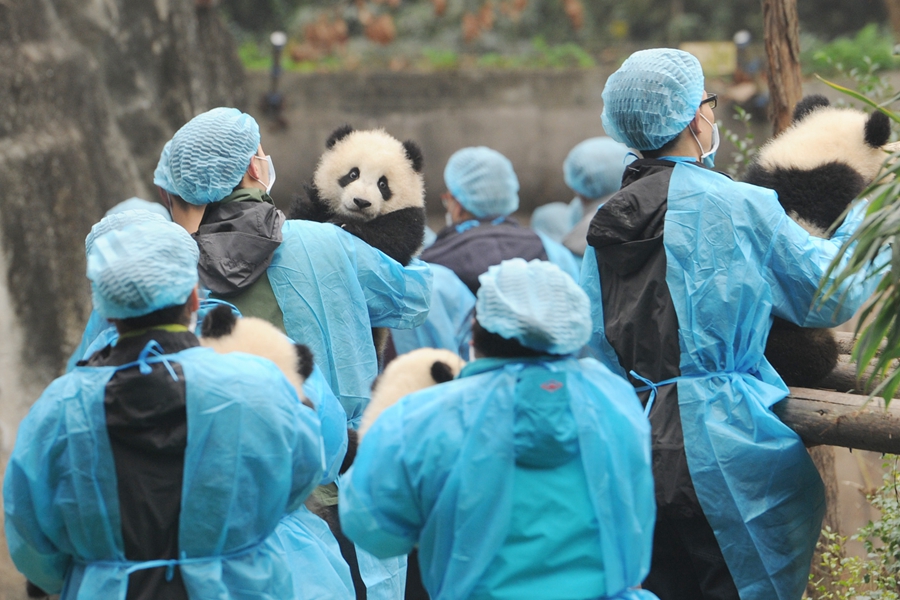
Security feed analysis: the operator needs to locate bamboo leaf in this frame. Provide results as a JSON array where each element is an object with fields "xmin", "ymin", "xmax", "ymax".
[{"xmin": 817, "ymin": 76, "xmax": 900, "ymax": 124}]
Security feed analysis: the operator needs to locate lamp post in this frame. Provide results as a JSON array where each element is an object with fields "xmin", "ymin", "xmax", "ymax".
[{"xmin": 263, "ymin": 31, "xmax": 288, "ymax": 128}]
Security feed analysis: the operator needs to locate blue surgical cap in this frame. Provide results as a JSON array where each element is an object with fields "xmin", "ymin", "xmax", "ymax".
[
  {"xmin": 476, "ymin": 258, "xmax": 591, "ymax": 355},
  {"xmin": 85, "ymin": 208, "xmax": 170, "ymax": 255},
  {"xmin": 444, "ymin": 147, "xmax": 519, "ymax": 218},
  {"xmin": 601, "ymin": 48, "xmax": 704, "ymax": 151},
  {"xmin": 168, "ymin": 107, "xmax": 261, "ymax": 205},
  {"xmin": 564, "ymin": 137, "xmax": 630, "ymax": 199},
  {"xmin": 105, "ymin": 197, "xmax": 171, "ymax": 220},
  {"xmin": 87, "ymin": 220, "xmax": 200, "ymax": 319},
  {"xmin": 153, "ymin": 140, "xmax": 176, "ymax": 194}
]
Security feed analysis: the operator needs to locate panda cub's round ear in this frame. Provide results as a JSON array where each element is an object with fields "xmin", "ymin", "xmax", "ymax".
[
  {"xmin": 326, "ymin": 125, "xmax": 355, "ymax": 150},
  {"xmin": 430, "ymin": 360, "xmax": 455, "ymax": 383},
  {"xmin": 865, "ymin": 110, "xmax": 891, "ymax": 148},
  {"xmin": 792, "ymin": 94, "xmax": 830, "ymax": 123},
  {"xmin": 403, "ymin": 140, "xmax": 425, "ymax": 173},
  {"xmin": 200, "ymin": 304, "xmax": 237, "ymax": 338}
]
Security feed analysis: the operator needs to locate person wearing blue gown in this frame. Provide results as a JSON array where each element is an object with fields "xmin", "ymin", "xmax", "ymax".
[
  {"xmin": 531, "ymin": 136, "xmax": 629, "ymax": 259},
  {"xmin": 582, "ymin": 48, "xmax": 890, "ymax": 600},
  {"xmin": 390, "ymin": 262, "xmax": 475, "ymax": 359},
  {"xmin": 421, "ymin": 147, "xmax": 580, "ymax": 294},
  {"xmin": 68, "ymin": 212, "xmax": 356, "ymax": 600},
  {"xmin": 4, "ymin": 219, "xmax": 324, "ymax": 599},
  {"xmin": 158, "ymin": 108, "xmax": 430, "ymax": 599},
  {"xmin": 340, "ymin": 258, "xmax": 658, "ymax": 600}
]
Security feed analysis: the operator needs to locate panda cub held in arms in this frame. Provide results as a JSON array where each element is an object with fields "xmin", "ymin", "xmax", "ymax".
[
  {"xmin": 199, "ymin": 304, "xmax": 315, "ymax": 407},
  {"xmin": 358, "ymin": 348, "xmax": 465, "ymax": 600},
  {"xmin": 360, "ymin": 347, "xmax": 466, "ymax": 438},
  {"xmin": 743, "ymin": 94, "xmax": 893, "ymax": 387},
  {"xmin": 290, "ymin": 124, "xmax": 426, "ymax": 266}
]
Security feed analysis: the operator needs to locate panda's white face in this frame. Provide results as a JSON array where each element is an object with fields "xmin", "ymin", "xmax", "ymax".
[{"xmin": 314, "ymin": 129, "xmax": 425, "ymax": 222}]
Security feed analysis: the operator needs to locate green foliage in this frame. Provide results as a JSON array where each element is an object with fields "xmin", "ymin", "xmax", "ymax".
[
  {"xmin": 237, "ymin": 41, "xmax": 273, "ymax": 71},
  {"xmin": 803, "ymin": 24, "xmax": 898, "ymax": 77},
  {"xmin": 528, "ymin": 36, "xmax": 594, "ymax": 68},
  {"xmin": 808, "ymin": 461, "xmax": 900, "ymax": 599},
  {"xmin": 473, "ymin": 37, "xmax": 594, "ymax": 69},
  {"xmin": 817, "ymin": 77, "xmax": 900, "ymax": 403},
  {"xmin": 421, "ymin": 49, "xmax": 460, "ymax": 70},
  {"xmin": 721, "ymin": 105, "xmax": 756, "ymax": 180}
]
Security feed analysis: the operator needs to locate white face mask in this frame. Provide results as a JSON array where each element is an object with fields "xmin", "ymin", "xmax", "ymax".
[
  {"xmin": 251, "ymin": 155, "xmax": 277, "ymax": 193},
  {"xmin": 690, "ymin": 113, "xmax": 720, "ymax": 168},
  {"xmin": 188, "ymin": 311, "xmax": 198, "ymax": 335}
]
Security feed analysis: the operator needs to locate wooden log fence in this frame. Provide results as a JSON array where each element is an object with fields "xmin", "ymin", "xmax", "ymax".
[{"xmin": 776, "ymin": 332, "xmax": 900, "ymax": 453}]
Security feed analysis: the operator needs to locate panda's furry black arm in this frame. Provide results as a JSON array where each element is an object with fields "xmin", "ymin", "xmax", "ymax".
[
  {"xmin": 288, "ymin": 183, "xmax": 335, "ymax": 223},
  {"xmin": 743, "ymin": 161, "xmax": 866, "ymax": 234},
  {"xmin": 338, "ymin": 206, "xmax": 426, "ymax": 266}
]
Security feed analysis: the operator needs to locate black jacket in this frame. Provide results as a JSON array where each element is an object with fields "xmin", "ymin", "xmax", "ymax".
[
  {"xmin": 421, "ymin": 218, "xmax": 548, "ymax": 294},
  {"xmin": 586, "ymin": 158, "xmax": 703, "ymax": 519},
  {"xmin": 84, "ymin": 329, "xmax": 198, "ymax": 600}
]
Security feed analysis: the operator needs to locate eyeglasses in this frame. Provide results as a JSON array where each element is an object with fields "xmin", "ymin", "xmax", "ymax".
[{"xmin": 700, "ymin": 93, "xmax": 718, "ymax": 110}]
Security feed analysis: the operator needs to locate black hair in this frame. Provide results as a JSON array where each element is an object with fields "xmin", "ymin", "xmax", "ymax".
[
  {"xmin": 641, "ymin": 129, "xmax": 686, "ymax": 159},
  {"xmin": 116, "ymin": 301, "xmax": 192, "ymax": 333},
  {"xmin": 472, "ymin": 319, "xmax": 548, "ymax": 359}
]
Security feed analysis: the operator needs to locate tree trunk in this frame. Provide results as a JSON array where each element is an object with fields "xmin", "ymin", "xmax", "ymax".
[
  {"xmin": 885, "ymin": 0, "xmax": 900, "ymax": 41},
  {"xmin": 762, "ymin": 0, "xmax": 803, "ymax": 135}
]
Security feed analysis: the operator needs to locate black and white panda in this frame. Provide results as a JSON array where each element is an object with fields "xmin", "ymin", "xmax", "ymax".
[
  {"xmin": 199, "ymin": 304, "xmax": 315, "ymax": 406},
  {"xmin": 360, "ymin": 347, "xmax": 466, "ymax": 438},
  {"xmin": 743, "ymin": 94, "xmax": 893, "ymax": 387},
  {"xmin": 289, "ymin": 125, "xmax": 426, "ymax": 266}
]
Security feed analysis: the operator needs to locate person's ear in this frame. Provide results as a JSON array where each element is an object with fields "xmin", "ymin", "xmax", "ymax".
[
  {"xmin": 188, "ymin": 287, "xmax": 200, "ymax": 312},
  {"xmin": 246, "ymin": 156, "xmax": 262, "ymax": 180},
  {"xmin": 689, "ymin": 109, "xmax": 703, "ymax": 135}
]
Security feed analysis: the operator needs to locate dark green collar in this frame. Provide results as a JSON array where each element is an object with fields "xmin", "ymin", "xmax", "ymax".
[
  {"xmin": 459, "ymin": 355, "xmax": 568, "ymax": 378},
  {"xmin": 219, "ymin": 187, "xmax": 274, "ymax": 206},
  {"xmin": 118, "ymin": 324, "xmax": 190, "ymax": 340}
]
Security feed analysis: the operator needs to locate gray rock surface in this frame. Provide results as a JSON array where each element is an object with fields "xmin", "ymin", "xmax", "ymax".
[{"xmin": 0, "ymin": 2, "xmax": 245, "ymax": 596}]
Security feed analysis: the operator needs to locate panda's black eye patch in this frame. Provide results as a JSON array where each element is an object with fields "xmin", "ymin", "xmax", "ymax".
[
  {"xmin": 338, "ymin": 167, "xmax": 360, "ymax": 188},
  {"xmin": 378, "ymin": 175, "xmax": 392, "ymax": 201}
]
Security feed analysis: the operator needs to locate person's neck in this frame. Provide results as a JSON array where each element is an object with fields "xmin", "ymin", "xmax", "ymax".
[
  {"xmin": 665, "ymin": 132, "xmax": 702, "ymax": 161},
  {"xmin": 646, "ymin": 131, "xmax": 701, "ymax": 162},
  {"xmin": 171, "ymin": 202, "xmax": 206, "ymax": 234}
]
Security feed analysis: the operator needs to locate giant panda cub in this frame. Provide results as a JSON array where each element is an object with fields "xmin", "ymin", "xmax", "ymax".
[
  {"xmin": 199, "ymin": 304, "xmax": 315, "ymax": 407},
  {"xmin": 290, "ymin": 124, "xmax": 426, "ymax": 266},
  {"xmin": 743, "ymin": 94, "xmax": 893, "ymax": 387},
  {"xmin": 359, "ymin": 347, "xmax": 466, "ymax": 438}
]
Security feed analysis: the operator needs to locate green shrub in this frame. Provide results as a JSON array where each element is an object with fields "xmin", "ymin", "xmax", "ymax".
[
  {"xmin": 807, "ymin": 459, "xmax": 900, "ymax": 599},
  {"xmin": 803, "ymin": 24, "xmax": 897, "ymax": 76}
]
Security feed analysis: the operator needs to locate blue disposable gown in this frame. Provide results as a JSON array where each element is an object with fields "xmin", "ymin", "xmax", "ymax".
[
  {"xmin": 339, "ymin": 356, "xmax": 657, "ymax": 600},
  {"xmin": 582, "ymin": 160, "xmax": 889, "ymax": 600},
  {"xmin": 268, "ymin": 220, "xmax": 432, "ymax": 427},
  {"xmin": 65, "ymin": 309, "xmax": 110, "ymax": 372},
  {"xmin": 391, "ymin": 263, "xmax": 475, "ymax": 358},
  {"xmin": 68, "ymin": 313, "xmax": 348, "ymax": 485},
  {"xmin": 4, "ymin": 347, "xmax": 324, "ymax": 599},
  {"xmin": 537, "ymin": 231, "xmax": 581, "ymax": 283},
  {"xmin": 274, "ymin": 506, "xmax": 355, "ymax": 600}
]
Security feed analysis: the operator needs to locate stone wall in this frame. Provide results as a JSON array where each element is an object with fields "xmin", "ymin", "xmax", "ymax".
[
  {"xmin": 247, "ymin": 68, "xmax": 614, "ymax": 218},
  {"xmin": 0, "ymin": 2, "xmax": 244, "ymax": 596}
]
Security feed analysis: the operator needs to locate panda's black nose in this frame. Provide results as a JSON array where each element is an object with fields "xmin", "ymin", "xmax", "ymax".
[{"xmin": 353, "ymin": 198, "xmax": 372, "ymax": 209}]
